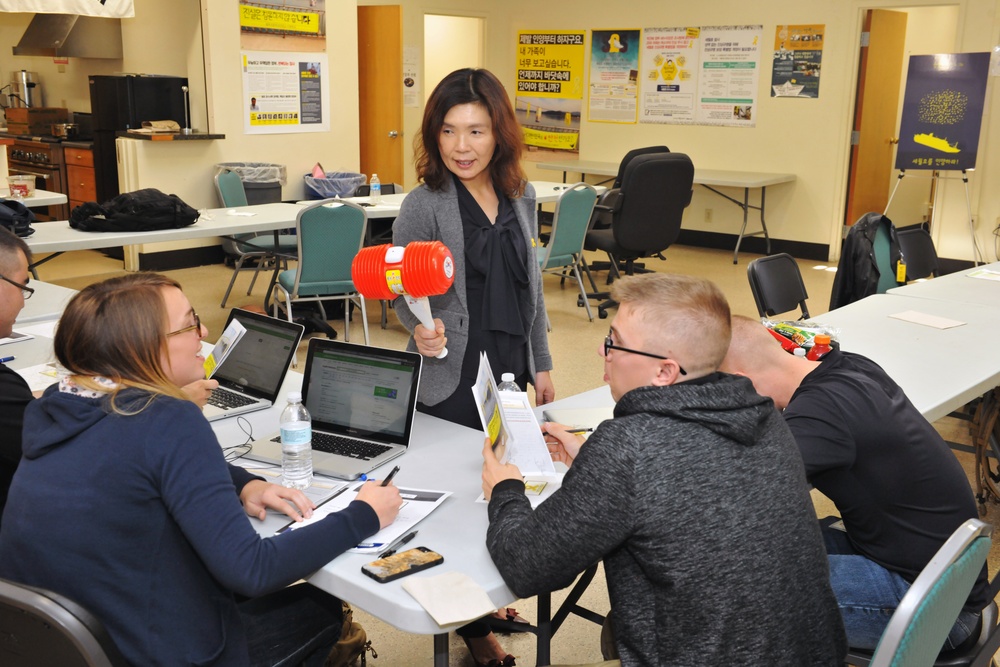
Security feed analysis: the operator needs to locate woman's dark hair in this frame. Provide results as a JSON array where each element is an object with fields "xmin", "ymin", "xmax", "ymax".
[{"xmin": 415, "ymin": 68, "xmax": 526, "ymax": 197}]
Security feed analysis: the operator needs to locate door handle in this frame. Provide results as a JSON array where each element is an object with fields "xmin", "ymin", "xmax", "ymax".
[{"xmin": 388, "ymin": 130, "xmax": 399, "ymax": 139}]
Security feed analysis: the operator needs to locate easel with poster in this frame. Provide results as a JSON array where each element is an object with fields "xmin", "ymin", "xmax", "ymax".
[{"xmin": 885, "ymin": 52, "xmax": 990, "ymax": 264}]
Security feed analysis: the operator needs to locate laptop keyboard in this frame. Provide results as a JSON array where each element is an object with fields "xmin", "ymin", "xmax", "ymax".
[
  {"xmin": 208, "ymin": 388, "xmax": 257, "ymax": 410},
  {"xmin": 269, "ymin": 432, "xmax": 392, "ymax": 460}
]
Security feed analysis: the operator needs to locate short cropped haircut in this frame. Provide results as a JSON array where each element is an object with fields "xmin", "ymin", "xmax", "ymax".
[
  {"xmin": 611, "ymin": 273, "xmax": 732, "ymax": 376},
  {"xmin": 54, "ymin": 273, "xmax": 191, "ymax": 411},
  {"xmin": 415, "ymin": 68, "xmax": 526, "ymax": 197},
  {"xmin": 0, "ymin": 227, "xmax": 32, "ymax": 273}
]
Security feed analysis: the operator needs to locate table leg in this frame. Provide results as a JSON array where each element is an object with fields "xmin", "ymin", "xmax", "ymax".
[
  {"xmin": 433, "ymin": 632, "xmax": 449, "ymax": 667},
  {"xmin": 759, "ymin": 186, "xmax": 771, "ymax": 256},
  {"xmin": 732, "ymin": 187, "xmax": 751, "ymax": 264}
]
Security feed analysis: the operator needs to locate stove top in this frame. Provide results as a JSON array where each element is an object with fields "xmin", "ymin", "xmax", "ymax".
[{"xmin": 1, "ymin": 131, "xmax": 69, "ymax": 144}]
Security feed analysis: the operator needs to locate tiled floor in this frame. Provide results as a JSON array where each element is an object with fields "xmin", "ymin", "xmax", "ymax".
[{"xmin": 31, "ymin": 244, "xmax": 997, "ymax": 666}]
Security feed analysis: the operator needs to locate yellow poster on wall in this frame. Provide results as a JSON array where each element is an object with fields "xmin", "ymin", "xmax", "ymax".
[{"xmin": 516, "ymin": 31, "xmax": 586, "ymax": 151}]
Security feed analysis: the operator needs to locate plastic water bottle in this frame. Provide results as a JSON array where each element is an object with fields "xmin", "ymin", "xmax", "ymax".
[
  {"xmin": 497, "ymin": 373, "xmax": 520, "ymax": 392},
  {"xmin": 280, "ymin": 391, "xmax": 313, "ymax": 490},
  {"xmin": 369, "ymin": 173, "xmax": 381, "ymax": 204}
]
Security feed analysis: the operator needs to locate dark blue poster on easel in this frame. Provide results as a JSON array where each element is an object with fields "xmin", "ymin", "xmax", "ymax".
[{"xmin": 895, "ymin": 52, "xmax": 989, "ymax": 171}]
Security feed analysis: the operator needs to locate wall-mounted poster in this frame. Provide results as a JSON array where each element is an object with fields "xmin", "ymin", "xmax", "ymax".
[
  {"xmin": 589, "ymin": 29, "xmax": 641, "ymax": 124},
  {"xmin": 697, "ymin": 25, "xmax": 762, "ymax": 127},
  {"xmin": 239, "ymin": 0, "xmax": 325, "ymax": 52},
  {"xmin": 0, "ymin": 0, "xmax": 133, "ymax": 16},
  {"xmin": 640, "ymin": 27, "xmax": 700, "ymax": 124},
  {"xmin": 515, "ymin": 31, "xmax": 586, "ymax": 151},
  {"xmin": 895, "ymin": 52, "xmax": 990, "ymax": 171},
  {"xmin": 242, "ymin": 52, "xmax": 330, "ymax": 135},
  {"xmin": 771, "ymin": 24, "xmax": 824, "ymax": 98}
]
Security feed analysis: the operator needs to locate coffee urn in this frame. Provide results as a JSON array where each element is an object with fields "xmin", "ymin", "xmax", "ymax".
[{"xmin": 9, "ymin": 70, "xmax": 43, "ymax": 108}]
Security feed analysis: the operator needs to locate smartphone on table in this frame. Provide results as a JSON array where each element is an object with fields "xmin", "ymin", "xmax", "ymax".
[{"xmin": 361, "ymin": 547, "xmax": 444, "ymax": 583}]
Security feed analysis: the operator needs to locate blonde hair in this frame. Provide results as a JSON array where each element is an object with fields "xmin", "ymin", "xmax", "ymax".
[
  {"xmin": 610, "ymin": 273, "xmax": 731, "ymax": 376},
  {"xmin": 722, "ymin": 314, "xmax": 788, "ymax": 375},
  {"xmin": 54, "ymin": 273, "xmax": 191, "ymax": 412}
]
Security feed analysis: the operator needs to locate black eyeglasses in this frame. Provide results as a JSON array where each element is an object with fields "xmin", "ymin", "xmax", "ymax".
[
  {"xmin": 0, "ymin": 274, "xmax": 33, "ymax": 300},
  {"xmin": 603, "ymin": 331, "xmax": 687, "ymax": 375},
  {"xmin": 167, "ymin": 312, "xmax": 202, "ymax": 338}
]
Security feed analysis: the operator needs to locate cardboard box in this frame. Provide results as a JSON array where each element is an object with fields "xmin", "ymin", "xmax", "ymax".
[{"xmin": 4, "ymin": 107, "xmax": 70, "ymax": 134}]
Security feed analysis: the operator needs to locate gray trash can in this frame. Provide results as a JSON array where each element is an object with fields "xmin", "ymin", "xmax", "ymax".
[
  {"xmin": 303, "ymin": 171, "xmax": 366, "ymax": 199},
  {"xmin": 216, "ymin": 162, "xmax": 287, "ymax": 204}
]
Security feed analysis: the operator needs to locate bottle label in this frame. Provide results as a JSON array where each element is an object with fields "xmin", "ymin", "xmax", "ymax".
[{"xmin": 280, "ymin": 422, "xmax": 311, "ymax": 447}]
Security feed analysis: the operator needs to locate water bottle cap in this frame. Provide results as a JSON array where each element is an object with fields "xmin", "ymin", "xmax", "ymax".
[
  {"xmin": 287, "ymin": 391, "xmax": 302, "ymax": 402},
  {"xmin": 501, "ymin": 373, "xmax": 515, "ymax": 382}
]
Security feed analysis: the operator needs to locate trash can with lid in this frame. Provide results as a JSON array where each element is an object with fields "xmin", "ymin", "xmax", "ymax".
[
  {"xmin": 303, "ymin": 171, "xmax": 366, "ymax": 199},
  {"xmin": 215, "ymin": 162, "xmax": 287, "ymax": 204}
]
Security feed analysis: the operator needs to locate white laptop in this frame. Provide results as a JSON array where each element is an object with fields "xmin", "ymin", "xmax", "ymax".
[
  {"xmin": 244, "ymin": 338, "xmax": 422, "ymax": 480},
  {"xmin": 203, "ymin": 309, "xmax": 304, "ymax": 422}
]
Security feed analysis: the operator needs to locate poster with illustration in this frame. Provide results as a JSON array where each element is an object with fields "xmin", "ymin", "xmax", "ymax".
[
  {"xmin": 640, "ymin": 27, "xmax": 700, "ymax": 124},
  {"xmin": 589, "ymin": 29, "xmax": 641, "ymax": 123},
  {"xmin": 515, "ymin": 31, "xmax": 586, "ymax": 151},
  {"xmin": 242, "ymin": 52, "xmax": 330, "ymax": 134},
  {"xmin": 771, "ymin": 24, "xmax": 824, "ymax": 98},
  {"xmin": 895, "ymin": 52, "xmax": 990, "ymax": 171}
]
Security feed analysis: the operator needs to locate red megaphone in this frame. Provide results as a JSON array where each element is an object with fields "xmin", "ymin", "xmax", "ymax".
[{"xmin": 352, "ymin": 241, "xmax": 455, "ymax": 357}]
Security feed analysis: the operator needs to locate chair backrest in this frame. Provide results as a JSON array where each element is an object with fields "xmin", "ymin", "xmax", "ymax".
[
  {"xmin": 292, "ymin": 199, "xmax": 368, "ymax": 295},
  {"xmin": 539, "ymin": 183, "xmax": 598, "ymax": 269},
  {"xmin": 873, "ymin": 221, "xmax": 898, "ymax": 294},
  {"xmin": 214, "ymin": 168, "xmax": 249, "ymax": 208},
  {"xmin": 354, "ymin": 183, "xmax": 402, "ymax": 197},
  {"xmin": 612, "ymin": 145, "xmax": 670, "ymax": 188},
  {"xmin": 610, "ymin": 152, "xmax": 694, "ymax": 256},
  {"xmin": 0, "ymin": 578, "xmax": 129, "ymax": 667},
  {"xmin": 897, "ymin": 227, "xmax": 939, "ymax": 280},
  {"xmin": 869, "ymin": 519, "xmax": 992, "ymax": 667},
  {"xmin": 747, "ymin": 253, "xmax": 810, "ymax": 320}
]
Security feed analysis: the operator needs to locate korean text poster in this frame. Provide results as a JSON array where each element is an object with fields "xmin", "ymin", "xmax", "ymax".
[
  {"xmin": 640, "ymin": 27, "xmax": 700, "ymax": 124},
  {"xmin": 771, "ymin": 24, "xmax": 824, "ymax": 98},
  {"xmin": 589, "ymin": 29, "xmax": 641, "ymax": 123},
  {"xmin": 697, "ymin": 25, "xmax": 762, "ymax": 127},
  {"xmin": 242, "ymin": 52, "xmax": 330, "ymax": 135},
  {"xmin": 515, "ymin": 31, "xmax": 586, "ymax": 151}
]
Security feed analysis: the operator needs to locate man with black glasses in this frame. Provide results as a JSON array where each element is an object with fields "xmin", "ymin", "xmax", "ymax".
[
  {"xmin": 0, "ymin": 228, "xmax": 34, "ymax": 524},
  {"xmin": 481, "ymin": 273, "xmax": 847, "ymax": 666}
]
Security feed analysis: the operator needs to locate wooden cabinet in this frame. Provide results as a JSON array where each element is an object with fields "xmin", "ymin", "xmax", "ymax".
[{"xmin": 65, "ymin": 147, "xmax": 96, "ymax": 209}]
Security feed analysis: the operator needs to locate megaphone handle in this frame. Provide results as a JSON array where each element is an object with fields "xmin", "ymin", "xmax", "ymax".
[{"xmin": 406, "ymin": 295, "xmax": 448, "ymax": 359}]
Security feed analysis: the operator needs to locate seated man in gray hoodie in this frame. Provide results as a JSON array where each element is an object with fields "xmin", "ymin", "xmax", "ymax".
[{"xmin": 481, "ymin": 273, "xmax": 847, "ymax": 666}]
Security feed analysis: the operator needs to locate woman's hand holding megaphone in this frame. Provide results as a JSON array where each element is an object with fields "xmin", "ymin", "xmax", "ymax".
[{"xmin": 413, "ymin": 317, "xmax": 447, "ymax": 358}]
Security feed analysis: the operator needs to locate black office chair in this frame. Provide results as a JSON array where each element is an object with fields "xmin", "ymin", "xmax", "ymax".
[
  {"xmin": 897, "ymin": 226, "xmax": 939, "ymax": 281},
  {"xmin": 746, "ymin": 253, "xmax": 811, "ymax": 320},
  {"xmin": 582, "ymin": 152, "xmax": 694, "ymax": 319},
  {"xmin": 0, "ymin": 577, "xmax": 129, "ymax": 667},
  {"xmin": 584, "ymin": 145, "xmax": 670, "ymax": 280}
]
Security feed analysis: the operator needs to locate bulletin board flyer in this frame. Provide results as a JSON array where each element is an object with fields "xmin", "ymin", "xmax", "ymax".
[
  {"xmin": 589, "ymin": 29, "xmax": 641, "ymax": 124},
  {"xmin": 515, "ymin": 31, "xmax": 586, "ymax": 151},
  {"xmin": 640, "ymin": 27, "xmax": 700, "ymax": 124},
  {"xmin": 697, "ymin": 25, "xmax": 762, "ymax": 127},
  {"xmin": 242, "ymin": 51, "xmax": 330, "ymax": 135},
  {"xmin": 771, "ymin": 24, "xmax": 825, "ymax": 98}
]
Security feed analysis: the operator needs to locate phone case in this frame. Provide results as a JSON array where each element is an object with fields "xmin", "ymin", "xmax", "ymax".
[{"xmin": 361, "ymin": 546, "xmax": 444, "ymax": 583}]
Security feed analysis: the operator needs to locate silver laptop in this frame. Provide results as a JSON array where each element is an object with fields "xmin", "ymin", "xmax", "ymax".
[
  {"xmin": 245, "ymin": 338, "xmax": 422, "ymax": 480},
  {"xmin": 203, "ymin": 309, "xmax": 304, "ymax": 422}
]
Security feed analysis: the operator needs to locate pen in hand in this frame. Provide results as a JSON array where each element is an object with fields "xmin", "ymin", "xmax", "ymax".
[
  {"xmin": 378, "ymin": 530, "xmax": 417, "ymax": 558},
  {"xmin": 566, "ymin": 427, "xmax": 594, "ymax": 435},
  {"xmin": 380, "ymin": 465, "xmax": 400, "ymax": 487}
]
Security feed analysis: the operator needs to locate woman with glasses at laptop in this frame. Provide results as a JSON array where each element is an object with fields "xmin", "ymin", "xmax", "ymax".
[
  {"xmin": 0, "ymin": 273, "xmax": 402, "ymax": 667},
  {"xmin": 392, "ymin": 67, "xmax": 553, "ymax": 667}
]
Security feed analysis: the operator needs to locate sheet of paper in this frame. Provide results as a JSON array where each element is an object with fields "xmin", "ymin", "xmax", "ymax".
[
  {"xmin": 402, "ymin": 572, "xmax": 498, "ymax": 626},
  {"xmin": 14, "ymin": 361, "xmax": 64, "ymax": 393},
  {"xmin": 14, "ymin": 320, "xmax": 58, "ymax": 338},
  {"xmin": 276, "ymin": 483, "xmax": 451, "ymax": 553},
  {"xmin": 0, "ymin": 331, "xmax": 33, "ymax": 346},
  {"xmin": 471, "ymin": 353, "xmax": 510, "ymax": 462},
  {"xmin": 888, "ymin": 310, "xmax": 966, "ymax": 329},
  {"xmin": 476, "ymin": 472, "xmax": 563, "ymax": 508},
  {"xmin": 229, "ymin": 458, "xmax": 349, "ymax": 506},
  {"xmin": 203, "ymin": 319, "xmax": 247, "ymax": 378},
  {"xmin": 967, "ymin": 268, "xmax": 1000, "ymax": 282}
]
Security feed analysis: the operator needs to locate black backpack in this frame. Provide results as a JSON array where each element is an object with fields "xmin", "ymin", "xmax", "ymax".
[
  {"xmin": 70, "ymin": 188, "xmax": 199, "ymax": 232},
  {"xmin": 0, "ymin": 200, "xmax": 36, "ymax": 237}
]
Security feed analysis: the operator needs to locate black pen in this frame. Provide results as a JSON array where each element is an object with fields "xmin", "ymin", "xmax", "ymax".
[
  {"xmin": 380, "ymin": 465, "xmax": 400, "ymax": 487},
  {"xmin": 566, "ymin": 427, "xmax": 594, "ymax": 434},
  {"xmin": 379, "ymin": 530, "xmax": 417, "ymax": 559}
]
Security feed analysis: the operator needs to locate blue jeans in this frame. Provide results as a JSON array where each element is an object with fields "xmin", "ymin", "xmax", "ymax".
[
  {"xmin": 822, "ymin": 522, "xmax": 980, "ymax": 651},
  {"xmin": 239, "ymin": 583, "xmax": 343, "ymax": 667}
]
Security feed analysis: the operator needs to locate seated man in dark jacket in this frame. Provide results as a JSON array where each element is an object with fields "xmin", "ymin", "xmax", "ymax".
[
  {"xmin": 482, "ymin": 274, "xmax": 847, "ymax": 666},
  {"xmin": 721, "ymin": 315, "xmax": 988, "ymax": 651}
]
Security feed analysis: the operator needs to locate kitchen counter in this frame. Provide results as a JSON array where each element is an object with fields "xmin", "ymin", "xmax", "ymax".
[
  {"xmin": 117, "ymin": 130, "xmax": 225, "ymax": 141},
  {"xmin": 61, "ymin": 140, "xmax": 94, "ymax": 149}
]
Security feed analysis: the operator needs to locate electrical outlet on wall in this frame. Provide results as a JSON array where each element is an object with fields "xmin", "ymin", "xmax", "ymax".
[{"xmin": 704, "ymin": 208, "xmax": 713, "ymax": 224}]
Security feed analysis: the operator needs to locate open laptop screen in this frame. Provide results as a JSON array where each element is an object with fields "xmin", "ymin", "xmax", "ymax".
[
  {"xmin": 214, "ymin": 310, "xmax": 301, "ymax": 398},
  {"xmin": 302, "ymin": 343, "xmax": 420, "ymax": 444}
]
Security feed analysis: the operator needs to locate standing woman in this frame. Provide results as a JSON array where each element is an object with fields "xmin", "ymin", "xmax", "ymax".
[
  {"xmin": 393, "ymin": 67, "xmax": 555, "ymax": 428},
  {"xmin": 392, "ymin": 68, "xmax": 553, "ymax": 666},
  {"xmin": 0, "ymin": 273, "xmax": 402, "ymax": 667}
]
